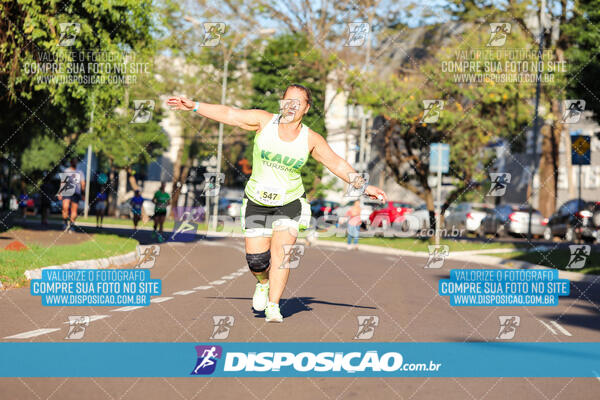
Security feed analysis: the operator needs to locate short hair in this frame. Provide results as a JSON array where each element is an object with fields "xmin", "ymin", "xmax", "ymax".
[
  {"xmin": 284, "ymin": 84, "xmax": 313, "ymax": 106},
  {"xmin": 70, "ymin": 158, "xmax": 78, "ymax": 168}
]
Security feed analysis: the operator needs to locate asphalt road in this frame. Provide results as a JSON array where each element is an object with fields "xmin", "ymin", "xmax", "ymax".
[{"xmin": 1, "ymin": 232, "xmax": 599, "ymax": 399}]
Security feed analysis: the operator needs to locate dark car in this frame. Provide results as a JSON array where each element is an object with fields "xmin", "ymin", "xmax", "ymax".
[
  {"xmin": 369, "ymin": 201, "xmax": 414, "ymax": 228},
  {"xmin": 544, "ymin": 199, "xmax": 600, "ymax": 243},
  {"xmin": 477, "ymin": 204, "xmax": 546, "ymax": 238},
  {"xmin": 310, "ymin": 199, "xmax": 339, "ymax": 219}
]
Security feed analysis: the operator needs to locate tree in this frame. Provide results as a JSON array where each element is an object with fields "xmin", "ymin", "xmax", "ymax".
[
  {"xmin": 351, "ymin": 20, "xmax": 534, "ymax": 230},
  {"xmin": 1, "ymin": 0, "xmax": 158, "ymax": 196},
  {"xmin": 246, "ymin": 33, "xmax": 336, "ymax": 198}
]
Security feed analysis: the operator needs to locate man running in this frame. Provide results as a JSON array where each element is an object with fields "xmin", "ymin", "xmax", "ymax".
[
  {"xmin": 57, "ymin": 158, "xmax": 85, "ymax": 232},
  {"xmin": 152, "ymin": 183, "xmax": 170, "ymax": 242},
  {"xmin": 130, "ymin": 190, "xmax": 145, "ymax": 229},
  {"xmin": 167, "ymin": 84, "xmax": 387, "ymax": 323}
]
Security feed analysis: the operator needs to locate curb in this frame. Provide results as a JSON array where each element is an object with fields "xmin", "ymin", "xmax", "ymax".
[
  {"xmin": 311, "ymin": 239, "xmax": 600, "ymax": 285},
  {"xmin": 23, "ymin": 251, "xmax": 138, "ymax": 280}
]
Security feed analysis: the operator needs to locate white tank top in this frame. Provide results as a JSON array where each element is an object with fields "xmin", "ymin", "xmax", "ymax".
[{"xmin": 244, "ymin": 114, "xmax": 309, "ymax": 206}]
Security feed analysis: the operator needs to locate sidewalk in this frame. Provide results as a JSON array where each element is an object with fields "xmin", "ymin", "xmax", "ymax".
[{"xmin": 10, "ymin": 220, "xmax": 599, "ymax": 284}]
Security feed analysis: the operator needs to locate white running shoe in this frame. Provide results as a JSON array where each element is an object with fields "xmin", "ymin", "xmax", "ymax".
[
  {"xmin": 252, "ymin": 282, "xmax": 269, "ymax": 311},
  {"xmin": 265, "ymin": 302, "xmax": 283, "ymax": 323}
]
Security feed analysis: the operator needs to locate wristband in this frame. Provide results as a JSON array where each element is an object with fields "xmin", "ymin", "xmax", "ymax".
[{"xmin": 192, "ymin": 101, "xmax": 200, "ymax": 112}]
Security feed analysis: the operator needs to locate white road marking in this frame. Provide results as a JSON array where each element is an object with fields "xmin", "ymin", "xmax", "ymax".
[
  {"xmin": 150, "ymin": 297, "xmax": 174, "ymax": 303},
  {"xmin": 4, "ymin": 328, "xmax": 61, "ymax": 339},
  {"xmin": 209, "ymin": 280, "xmax": 226, "ymax": 285},
  {"xmin": 193, "ymin": 286, "xmax": 212, "ymax": 290},
  {"xmin": 550, "ymin": 321, "xmax": 572, "ymax": 337},
  {"xmin": 237, "ymin": 267, "xmax": 247, "ymax": 273},
  {"xmin": 231, "ymin": 272, "xmax": 245, "ymax": 277},
  {"xmin": 62, "ymin": 315, "xmax": 109, "ymax": 324},
  {"xmin": 173, "ymin": 290, "xmax": 195, "ymax": 296},
  {"xmin": 221, "ymin": 275, "xmax": 237, "ymax": 280},
  {"xmin": 111, "ymin": 306, "xmax": 144, "ymax": 312},
  {"xmin": 538, "ymin": 319, "xmax": 557, "ymax": 335}
]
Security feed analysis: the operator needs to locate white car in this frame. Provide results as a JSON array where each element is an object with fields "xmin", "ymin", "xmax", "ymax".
[
  {"xmin": 443, "ymin": 202, "xmax": 492, "ymax": 234},
  {"xmin": 335, "ymin": 199, "xmax": 380, "ymax": 227},
  {"xmin": 408, "ymin": 203, "xmax": 450, "ymax": 231}
]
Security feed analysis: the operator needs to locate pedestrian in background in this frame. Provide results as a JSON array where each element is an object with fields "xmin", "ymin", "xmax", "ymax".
[
  {"xmin": 152, "ymin": 183, "xmax": 170, "ymax": 242},
  {"xmin": 130, "ymin": 189, "xmax": 145, "ymax": 230},
  {"xmin": 95, "ymin": 186, "xmax": 108, "ymax": 229},
  {"xmin": 346, "ymin": 200, "xmax": 361, "ymax": 250}
]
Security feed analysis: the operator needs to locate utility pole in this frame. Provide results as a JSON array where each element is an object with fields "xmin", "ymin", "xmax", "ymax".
[
  {"xmin": 527, "ymin": 0, "xmax": 546, "ymax": 240},
  {"xmin": 84, "ymin": 95, "xmax": 94, "ymax": 218}
]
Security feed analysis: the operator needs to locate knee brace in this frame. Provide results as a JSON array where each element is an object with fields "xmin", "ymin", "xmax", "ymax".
[{"xmin": 246, "ymin": 250, "xmax": 271, "ymax": 273}]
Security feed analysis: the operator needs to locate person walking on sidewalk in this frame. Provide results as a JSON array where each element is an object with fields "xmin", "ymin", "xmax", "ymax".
[{"xmin": 346, "ymin": 200, "xmax": 361, "ymax": 250}]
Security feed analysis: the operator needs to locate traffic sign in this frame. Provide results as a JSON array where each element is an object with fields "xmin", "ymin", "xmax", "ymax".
[
  {"xmin": 571, "ymin": 132, "xmax": 591, "ymax": 166},
  {"xmin": 430, "ymin": 143, "xmax": 450, "ymax": 173}
]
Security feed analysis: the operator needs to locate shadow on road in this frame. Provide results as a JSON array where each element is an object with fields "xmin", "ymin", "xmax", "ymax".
[{"xmin": 204, "ymin": 296, "xmax": 377, "ymax": 318}]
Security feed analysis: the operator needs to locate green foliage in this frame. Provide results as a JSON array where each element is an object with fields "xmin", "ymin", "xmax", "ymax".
[
  {"xmin": 564, "ymin": 0, "xmax": 600, "ymax": 121},
  {"xmin": 1, "ymin": 0, "xmax": 160, "ymax": 177},
  {"xmin": 350, "ymin": 20, "xmax": 535, "ymax": 205}
]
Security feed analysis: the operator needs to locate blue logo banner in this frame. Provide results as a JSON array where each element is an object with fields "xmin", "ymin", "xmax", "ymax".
[{"xmin": 1, "ymin": 342, "xmax": 599, "ymax": 377}]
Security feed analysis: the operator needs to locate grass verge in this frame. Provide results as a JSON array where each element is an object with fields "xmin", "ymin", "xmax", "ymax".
[
  {"xmin": 0, "ymin": 233, "xmax": 138, "ymax": 288},
  {"xmin": 484, "ymin": 249, "xmax": 600, "ymax": 275}
]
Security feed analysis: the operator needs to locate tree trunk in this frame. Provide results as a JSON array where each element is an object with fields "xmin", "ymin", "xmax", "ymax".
[{"xmin": 115, "ymin": 168, "xmax": 127, "ymax": 217}]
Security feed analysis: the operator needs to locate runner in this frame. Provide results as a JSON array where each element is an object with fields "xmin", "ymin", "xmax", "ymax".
[
  {"xmin": 152, "ymin": 183, "xmax": 170, "ymax": 242},
  {"xmin": 167, "ymin": 84, "xmax": 387, "ymax": 323},
  {"xmin": 95, "ymin": 186, "xmax": 108, "ymax": 229},
  {"xmin": 58, "ymin": 158, "xmax": 85, "ymax": 233},
  {"xmin": 130, "ymin": 190, "xmax": 145, "ymax": 230}
]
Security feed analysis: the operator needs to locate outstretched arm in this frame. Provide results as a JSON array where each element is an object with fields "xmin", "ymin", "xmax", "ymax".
[
  {"xmin": 166, "ymin": 96, "xmax": 272, "ymax": 131},
  {"xmin": 308, "ymin": 130, "xmax": 388, "ymax": 202}
]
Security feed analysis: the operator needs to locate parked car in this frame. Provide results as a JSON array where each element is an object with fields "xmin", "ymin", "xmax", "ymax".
[
  {"xmin": 224, "ymin": 198, "xmax": 243, "ymax": 218},
  {"xmin": 444, "ymin": 202, "xmax": 492, "ymax": 234},
  {"xmin": 310, "ymin": 199, "xmax": 339, "ymax": 220},
  {"xmin": 544, "ymin": 199, "xmax": 600, "ymax": 243},
  {"xmin": 369, "ymin": 201, "xmax": 414, "ymax": 228},
  {"xmin": 409, "ymin": 202, "xmax": 452, "ymax": 230},
  {"xmin": 477, "ymin": 204, "xmax": 546, "ymax": 238},
  {"xmin": 335, "ymin": 199, "xmax": 380, "ymax": 227}
]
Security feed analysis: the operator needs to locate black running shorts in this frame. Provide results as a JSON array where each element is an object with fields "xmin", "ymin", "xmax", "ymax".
[{"xmin": 240, "ymin": 193, "xmax": 311, "ymax": 237}]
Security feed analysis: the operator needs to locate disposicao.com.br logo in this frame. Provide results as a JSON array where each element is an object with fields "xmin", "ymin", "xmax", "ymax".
[{"xmin": 191, "ymin": 345, "xmax": 442, "ymax": 376}]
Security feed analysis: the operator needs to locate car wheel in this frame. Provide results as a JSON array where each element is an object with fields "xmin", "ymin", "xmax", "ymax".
[
  {"xmin": 565, "ymin": 226, "xmax": 575, "ymax": 242},
  {"xmin": 475, "ymin": 225, "xmax": 485, "ymax": 238},
  {"xmin": 543, "ymin": 227, "xmax": 552, "ymax": 241}
]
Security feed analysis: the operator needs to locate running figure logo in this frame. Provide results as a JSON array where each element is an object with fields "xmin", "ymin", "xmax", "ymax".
[
  {"xmin": 346, "ymin": 172, "xmax": 369, "ymax": 197},
  {"xmin": 354, "ymin": 316, "xmax": 379, "ymax": 339},
  {"xmin": 65, "ymin": 316, "xmax": 90, "ymax": 340},
  {"xmin": 58, "ymin": 22, "xmax": 80, "ymax": 46},
  {"xmin": 561, "ymin": 100, "xmax": 586, "ymax": 124},
  {"xmin": 345, "ymin": 22, "xmax": 370, "ymax": 47},
  {"xmin": 425, "ymin": 245, "xmax": 449, "ymax": 269},
  {"xmin": 280, "ymin": 244, "xmax": 305, "ymax": 269},
  {"xmin": 277, "ymin": 99, "xmax": 301, "ymax": 124},
  {"xmin": 201, "ymin": 22, "xmax": 226, "ymax": 47},
  {"xmin": 488, "ymin": 173, "xmax": 511, "ymax": 196},
  {"xmin": 486, "ymin": 23, "xmax": 511, "ymax": 47},
  {"xmin": 566, "ymin": 245, "xmax": 590, "ymax": 269},
  {"xmin": 202, "ymin": 173, "xmax": 224, "ymax": 197},
  {"xmin": 135, "ymin": 245, "xmax": 161, "ymax": 268},
  {"xmin": 131, "ymin": 100, "xmax": 155, "ymax": 123},
  {"xmin": 171, "ymin": 210, "xmax": 198, "ymax": 242},
  {"xmin": 191, "ymin": 345, "xmax": 223, "ymax": 375},
  {"xmin": 496, "ymin": 316, "xmax": 520, "ymax": 340},
  {"xmin": 57, "ymin": 173, "xmax": 80, "ymax": 197},
  {"xmin": 421, "ymin": 100, "xmax": 444, "ymax": 123},
  {"xmin": 210, "ymin": 316, "xmax": 235, "ymax": 339}
]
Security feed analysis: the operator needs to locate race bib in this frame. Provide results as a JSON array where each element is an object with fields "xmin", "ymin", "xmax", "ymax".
[{"xmin": 255, "ymin": 184, "xmax": 285, "ymax": 206}]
